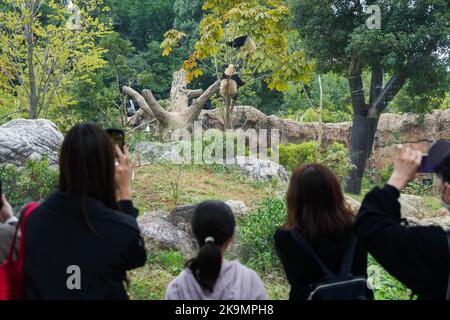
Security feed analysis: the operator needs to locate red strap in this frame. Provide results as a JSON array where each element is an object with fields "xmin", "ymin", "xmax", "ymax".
[{"xmin": 6, "ymin": 203, "xmax": 39, "ymax": 267}]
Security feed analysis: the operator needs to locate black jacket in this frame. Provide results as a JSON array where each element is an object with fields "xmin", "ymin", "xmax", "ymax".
[
  {"xmin": 24, "ymin": 191, "xmax": 147, "ymax": 300},
  {"xmin": 274, "ymin": 227, "xmax": 370, "ymax": 300},
  {"xmin": 354, "ymin": 185, "xmax": 450, "ymax": 300}
]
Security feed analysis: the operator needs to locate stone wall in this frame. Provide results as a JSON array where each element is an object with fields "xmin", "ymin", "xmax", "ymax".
[{"xmin": 200, "ymin": 106, "xmax": 450, "ymax": 171}]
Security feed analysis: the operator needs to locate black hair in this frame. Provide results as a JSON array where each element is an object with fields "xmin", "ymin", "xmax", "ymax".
[
  {"xmin": 59, "ymin": 123, "xmax": 118, "ymax": 236},
  {"xmin": 186, "ymin": 200, "xmax": 236, "ymax": 292}
]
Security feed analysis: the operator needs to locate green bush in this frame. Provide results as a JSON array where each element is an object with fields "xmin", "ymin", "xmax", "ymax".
[
  {"xmin": 279, "ymin": 142, "xmax": 318, "ymax": 171},
  {"xmin": 279, "ymin": 141, "xmax": 353, "ymax": 180},
  {"xmin": 0, "ymin": 157, "xmax": 59, "ymax": 208},
  {"xmin": 368, "ymin": 256, "xmax": 411, "ymax": 300},
  {"xmin": 321, "ymin": 142, "xmax": 356, "ymax": 180},
  {"xmin": 302, "ymin": 108, "xmax": 320, "ymax": 122},
  {"xmin": 240, "ymin": 198, "xmax": 287, "ymax": 273}
]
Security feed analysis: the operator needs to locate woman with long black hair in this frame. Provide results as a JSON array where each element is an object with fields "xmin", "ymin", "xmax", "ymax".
[
  {"xmin": 166, "ymin": 200, "xmax": 267, "ymax": 300},
  {"xmin": 23, "ymin": 123, "xmax": 146, "ymax": 300}
]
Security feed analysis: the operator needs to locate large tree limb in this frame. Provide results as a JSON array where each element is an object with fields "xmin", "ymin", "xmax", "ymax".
[
  {"xmin": 188, "ymin": 80, "xmax": 221, "ymax": 121},
  {"xmin": 368, "ymin": 73, "xmax": 407, "ymax": 117},
  {"xmin": 122, "ymin": 86, "xmax": 155, "ymax": 118},
  {"xmin": 142, "ymin": 89, "xmax": 170, "ymax": 122}
]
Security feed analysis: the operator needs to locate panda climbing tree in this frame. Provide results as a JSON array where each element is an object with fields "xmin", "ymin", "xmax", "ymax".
[{"xmin": 158, "ymin": 0, "xmax": 314, "ymax": 130}]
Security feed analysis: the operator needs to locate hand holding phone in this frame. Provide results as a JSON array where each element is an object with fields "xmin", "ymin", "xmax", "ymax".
[{"xmin": 106, "ymin": 128, "xmax": 125, "ymax": 153}]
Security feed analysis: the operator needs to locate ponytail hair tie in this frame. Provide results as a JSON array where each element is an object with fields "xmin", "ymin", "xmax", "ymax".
[{"xmin": 205, "ymin": 237, "xmax": 215, "ymax": 244}]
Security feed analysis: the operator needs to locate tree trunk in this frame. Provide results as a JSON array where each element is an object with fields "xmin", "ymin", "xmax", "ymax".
[
  {"xmin": 123, "ymin": 70, "xmax": 220, "ymax": 140},
  {"xmin": 345, "ymin": 58, "xmax": 407, "ymax": 194}
]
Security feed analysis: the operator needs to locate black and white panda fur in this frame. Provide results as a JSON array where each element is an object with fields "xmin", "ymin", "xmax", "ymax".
[
  {"xmin": 220, "ymin": 64, "xmax": 245, "ymax": 104},
  {"xmin": 226, "ymin": 35, "xmax": 257, "ymax": 54}
]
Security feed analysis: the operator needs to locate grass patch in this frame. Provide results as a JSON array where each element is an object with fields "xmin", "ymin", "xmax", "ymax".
[{"xmin": 132, "ymin": 163, "xmax": 276, "ymax": 214}]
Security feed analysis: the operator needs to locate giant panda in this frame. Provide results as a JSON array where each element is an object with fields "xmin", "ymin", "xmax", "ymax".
[
  {"xmin": 220, "ymin": 64, "xmax": 245, "ymax": 104},
  {"xmin": 226, "ymin": 35, "xmax": 257, "ymax": 54}
]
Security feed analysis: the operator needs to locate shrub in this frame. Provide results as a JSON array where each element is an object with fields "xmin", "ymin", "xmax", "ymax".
[
  {"xmin": 240, "ymin": 198, "xmax": 287, "ymax": 273},
  {"xmin": 321, "ymin": 142, "xmax": 356, "ymax": 180},
  {"xmin": 279, "ymin": 142, "xmax": 318, "ymax": 171},
  {"xmin": 302, "ymin": 108, "xmax": 320, "ymax": 122},
  {"xmin": 0, "ymin": 157, "xmax": 59, "ymax": 208},
  {"xmin": 279, "ymin": 141, "xmax": 353, "ymax": 180}
]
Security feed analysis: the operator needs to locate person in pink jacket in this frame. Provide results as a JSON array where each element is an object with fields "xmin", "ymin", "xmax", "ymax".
[{"xmin": 166, "ymin": 200, "xmax": 268, "ymax": 300}]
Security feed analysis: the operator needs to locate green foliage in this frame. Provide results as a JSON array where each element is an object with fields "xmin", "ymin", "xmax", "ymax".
[
  {"xmin": 147, "ymin": 251, "xmax": 185, "ymax": 276},
  {"xmin": 302, "ymin": 108, "xmax": 321, "ymax": 122},
  {"xmin": 368, "ymin": 256, "xmax": 411, "ymax": 300},
  {"xmin": 240, "ymin": 198, "xmax": 286, "ymax": 273},
  {"xmin": 290, "ymin": 0, "xmax": 450, "ymax": 115},
  {"xmin": 281, "ymin": 72, "xmax": 353, "ymax": 123},
  {"xmin": 0, "ymin": 0, "xmax": 110, "ymax": 120},
  {"xmin": 279, "ymin": 142, "xmax": 353, "ymax": 180},
  {"xmin": 0, "ymin": 158, "xmax": 59, "ymax": 208},
  {"xmin": 279, "ymin": 142, "xmax": 318, "ymax": 171},
  {"xmin": 321, "ymin": 142, "xmax": 356, "ymax": 180}
]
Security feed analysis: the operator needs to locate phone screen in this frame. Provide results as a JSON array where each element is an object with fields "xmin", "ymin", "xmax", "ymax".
[
  {"xmin": 418, "ymin": 155, "xmax": 435, "ymax": 174},
  {"xmin": 106, "ymin": 129, "xmax": 125, "ymax": 152}
]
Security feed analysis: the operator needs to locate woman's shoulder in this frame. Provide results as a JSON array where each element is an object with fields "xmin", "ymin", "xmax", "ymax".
[{"xmin": 274, "ymin": 227, "xmax": 294, "ymax": 245}]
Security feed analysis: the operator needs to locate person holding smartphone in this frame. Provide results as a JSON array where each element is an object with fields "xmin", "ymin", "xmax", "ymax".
[
  {"xmin": 23, "ymin": 123, "xmax": 147, "ymax": 300},
  {"xmin": 355, "ymin": 142, "xmax": 450, "ymax": 300}
]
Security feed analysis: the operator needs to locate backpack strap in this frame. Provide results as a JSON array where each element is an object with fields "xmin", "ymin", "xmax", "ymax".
[
  {"xmin": 6, "ymin": 203, "xmax": 39, "ymax": 265},
  {"xmin": 446, "ymin": 231, "xmax": 450, "ymax": 300},
  {"xmin": 289, "ymin": 229, "xmax": 335, "ymax": 279},
  {"xmin": 339, "ymin": 237, "xmax": 357, "ymax": 276}
]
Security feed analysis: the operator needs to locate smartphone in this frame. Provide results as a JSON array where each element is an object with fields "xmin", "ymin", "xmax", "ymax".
[
  {"xmin": 106, "ymin": 128, "xmax": 125, "ymax": 152},
  {"xmin": 418, "ymin": 155, "xmax": 435, "ymax": 174}
]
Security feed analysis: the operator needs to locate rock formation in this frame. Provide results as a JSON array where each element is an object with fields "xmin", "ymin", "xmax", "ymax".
[{"xmin": 0, "ymin": 119, "xmax": 63, "ymax": 166}]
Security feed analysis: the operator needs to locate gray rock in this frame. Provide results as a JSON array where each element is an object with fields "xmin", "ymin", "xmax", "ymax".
[
  {"xmin": 135, "ymin": 141, "xmax": 188, "ymax": 165},
  {"xmin": 225, "ymin": 200, "xmax": 249, "ymax": 218},
  {"xmin": 234, "ymin": 156, "xmax": 289, "ymax": 184},
  {"xmin": 168, "ymin": 200, "xmax": 249, "ymax": 236},
  {"xmin": 138, "ymin": 210, "xmax": 197, "ymax": 257},
  {"xmin": 0, "ymin": 119, "xmax": 63, "ymax": 166},
  {"xmin": 169, "ymin": 204, "xmax": 197, "ymax": 235}
]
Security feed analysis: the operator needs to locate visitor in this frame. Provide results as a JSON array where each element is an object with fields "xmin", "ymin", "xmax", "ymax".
[
  {"xmin": 166, "ymin": 200, "xmax": 268, "ymax": 300},
  {"xmin": 355, "ymin": 143, "xmax": 450, "ymax": 300},
  {"xmin": 274, "ymin": 164, "xmax": 372, "ymax": 300},
  {"xmin": 0, "ymin": 195, "xmax": 18, "ymax": 264},
  {"xmin": 23, "ymin": 123, "xmax": 147, "ymax": 300}
]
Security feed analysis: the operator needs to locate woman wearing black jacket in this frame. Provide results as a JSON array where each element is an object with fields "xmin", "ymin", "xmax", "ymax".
[
  {"xmin": 274, "ymin": 164, "xmax": 371, "ymax": 300},
  {"xmin": 24, "ymin": 123, "xmax": 147, "ymax": 300},
  {"xmin": 355, "ymin": 144, "xmax": 450, "ymax": 300}
]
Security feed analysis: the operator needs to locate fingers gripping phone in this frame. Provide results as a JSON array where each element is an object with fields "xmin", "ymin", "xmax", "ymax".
[{"xmin": 106, "ymin": 129, "xmax": 125, "ymax": 153}]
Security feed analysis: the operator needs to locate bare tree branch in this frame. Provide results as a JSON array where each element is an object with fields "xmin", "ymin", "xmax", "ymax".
[
  {"xmin": 188, "ymin": 80, "xmax": 221, "ymax": 121},
  {"xmin": 122, "ymin": 86, "xmax": 155, "ymax": 118}
]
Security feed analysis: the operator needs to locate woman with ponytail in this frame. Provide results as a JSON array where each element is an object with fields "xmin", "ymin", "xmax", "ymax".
[{"xmin": 166, "ymin": 201, "xmax": 267, "ymax": 300}]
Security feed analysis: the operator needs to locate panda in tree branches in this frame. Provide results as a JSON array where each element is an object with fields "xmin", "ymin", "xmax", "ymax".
[
  {"xmin": 226, "ymin": 35, "xmax": 257, "ymax": 53},
  {"xmin": 220, "ymin": 64, "xmax": 245, "ymax": 105}
]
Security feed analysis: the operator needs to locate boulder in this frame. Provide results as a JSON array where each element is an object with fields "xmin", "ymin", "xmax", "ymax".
[
  {"xmin": 168, "ymin": 200, "xmax": 249, "ymax": 235},
  {"xmin": 345, "ymin": 195, "xmax": 362, "ymax": 215},
  {"xmin": 0, "ymin": 119, "xmax": 63, "ymax": 166},
  {"xmin": 345, "ymin": 194, "xmax": 450, "ymax": 228},
  {"xmin": 138, "ymin": 210, "xmax": 197, "ymax": 257},
  {"xmin": 134, "ymin": 141, "xmax": 186, "ymax": 165},
  {"xmin": 234, "ymin": 156, "xmax": 289, "ymax": 184}
]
